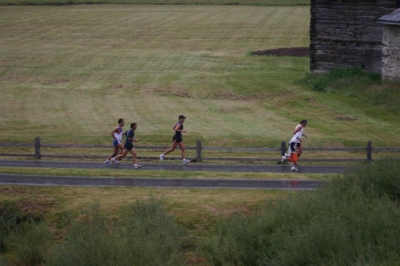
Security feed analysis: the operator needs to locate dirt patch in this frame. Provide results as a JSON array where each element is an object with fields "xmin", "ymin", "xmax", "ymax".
[
  {"xmin": 334, "ymin": 116, "xmax": 357, "ymax": 121},
  {"xmin": 251, "ymin": 47, "xmax": 309, "ymax": 57},
  {"xmin": 110, "ymin": 84, "xmax": 130, "ymax": 90}
]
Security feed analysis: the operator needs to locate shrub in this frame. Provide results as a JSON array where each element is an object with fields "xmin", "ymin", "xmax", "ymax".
[
  {"xmin": 331, "ymin": 156, "xmax": 400, "ymax": 201},
  {"xmin": 198, "ymin": 159, "xmax": 400, "ymax": 265},
  {"xmin": 0, "ymin": 201, "xmax": 51, "ymax": 266},
  {"xmin": 47, "ymin": 199, "xmax": 184, "ymax": 266},
  {"xmin": 10, "ymin": 221, "xmax": 52, "ymax": 266},
  {"xmin": 198, "ymin": 213, "xmax": 274, "ymax": 266}
]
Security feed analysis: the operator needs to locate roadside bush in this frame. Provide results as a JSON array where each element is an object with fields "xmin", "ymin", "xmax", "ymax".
[
  {"xmin": 266, "ymin": 188, "xmax": 400, "ymax": 266},
  {"xmin": 8, "ymin": 221, "xmax": 52, "ymax": 266},
  {"xmin": 198, "ymin": 159, "xmax": 400, "ymax": 265},
  {"xmin": 198, "ymin": 213, "xmax": 274, "ymax": 266},
  {"xmin": 0, "ymin": 201, "xmax": 23, "ymax": 251},
  {"xmin": 47, "ymin": 198, "xmax": 183, "ymax": 266},
  {"xmin": 331, "ymin": 156, "xmax": 400, "ymax": 201},
  {"xmin": 119, "ymin": 197, "xmax": 183, "ymax": 266},
  {"xmin": 0, "ymin": 201, "xmax": 51, "ymax": 265}
]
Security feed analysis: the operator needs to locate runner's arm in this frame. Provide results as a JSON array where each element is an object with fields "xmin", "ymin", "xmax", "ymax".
[{"xmin": 110, "ymin": 127, "xmax": 119, "ymax": 140}]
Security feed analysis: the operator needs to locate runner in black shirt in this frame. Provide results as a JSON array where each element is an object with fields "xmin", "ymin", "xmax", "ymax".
[{"xmin": 160, "ymin": 115, "xmax": 190, "ymax": 164}]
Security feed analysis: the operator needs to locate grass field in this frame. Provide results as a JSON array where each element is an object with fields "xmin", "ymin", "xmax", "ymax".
[{"xmin": 1, "ymin": 4, "xmax": 399, "ymax": 152}]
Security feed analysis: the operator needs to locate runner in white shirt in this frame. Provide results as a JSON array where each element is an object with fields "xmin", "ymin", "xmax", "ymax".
[
  {"xmin": 292, "ymin": 120, "xmax": 308, "ymax": 158},
  {"xmin": 280, "ymin": 120, "xmax": 308, "ymax": 171},
  {"xmin": 105, "ymin": 118, "xmax": 125, "ymax": 166}
]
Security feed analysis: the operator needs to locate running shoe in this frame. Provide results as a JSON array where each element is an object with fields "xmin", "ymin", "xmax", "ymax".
[
  {"xmin": 111, "ymin": 158, "xmax": 118, "ymax": 164},
  {"xmin": 159, "ymin": 154, "xmax": 165, "ymax": 161},
  {"xmin": 134, "ymin": 164, "xmax": 142, "ymax": 169},
  {"xmin": 183, "ymin": 159, "xmax": 190, "ymax": 164},
  {"xmin": 105, "ymin": 159, "xmax": 110, "ymax": 166}
]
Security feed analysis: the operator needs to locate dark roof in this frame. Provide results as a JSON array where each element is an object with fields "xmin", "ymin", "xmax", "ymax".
[{"xmin": 378, "ymin": 8, "xmax": 400, "ymax": 25}]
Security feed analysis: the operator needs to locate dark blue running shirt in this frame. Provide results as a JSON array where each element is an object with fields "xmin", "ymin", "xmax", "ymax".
[{"xmin": 125, "ymin": 129, "xmax": 135, "ymax": 144}]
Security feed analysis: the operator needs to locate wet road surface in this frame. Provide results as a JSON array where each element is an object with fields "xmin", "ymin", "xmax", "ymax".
[{"xmin": 0, "ymin": 160, "xmax": 345, "ymax": 190}]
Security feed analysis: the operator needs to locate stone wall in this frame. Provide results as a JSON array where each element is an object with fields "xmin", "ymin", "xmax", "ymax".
[
  {"xmin": 310, "ymin": 0, "xmax": 399, "ymax": 73},
  {"xmin": 382, "ymin": 25, "xmax": 400, "ymax": 79}
]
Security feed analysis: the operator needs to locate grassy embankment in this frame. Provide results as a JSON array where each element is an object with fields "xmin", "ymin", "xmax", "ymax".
[{"xmin": 1, "ymin": 5, "xmax": 399, "ymax": 167}]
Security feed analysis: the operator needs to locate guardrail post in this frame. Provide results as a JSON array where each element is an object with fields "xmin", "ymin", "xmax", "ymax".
[
  {"xmin": 35, "ymin": 137, "xmax": 41, "ymax": 159},
  {"xmin": 281, "ymin": 141, "xmax": 286, "ymax": 157},
  {"xmin": 367, "ymin": 140, "xmax": 372, "ymax": 163},
  {"xmin": 196, "ymin": 140, "xmax": 203, "ymax": 162}
]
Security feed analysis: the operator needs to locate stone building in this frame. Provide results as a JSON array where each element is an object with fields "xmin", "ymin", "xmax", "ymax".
[
  {"xmin": 310, "ymin": 0, "xmax": 400, "ymax": 74},
  {"xmin": 378, "ymin": 8, "xmax": 400, "ymax": 79}
]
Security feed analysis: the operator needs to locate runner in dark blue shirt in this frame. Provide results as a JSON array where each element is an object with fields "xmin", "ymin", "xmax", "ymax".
[{"xmin": 111, "ymin": 123, "xmax": 142, "ymax": 169}]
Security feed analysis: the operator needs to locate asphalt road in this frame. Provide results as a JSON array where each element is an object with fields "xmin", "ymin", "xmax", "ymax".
[
  {"xmin": 0, "ymin": 160, "xmax": 346, "ymax": 174},
  {"xmin": 0, "ymin": 160, "xmax": 345, "ymax": 190}
]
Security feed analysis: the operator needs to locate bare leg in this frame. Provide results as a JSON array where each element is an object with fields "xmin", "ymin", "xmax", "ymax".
[
  {"xmin": 163, "ymin": 141, "xmax": 178, "ymax": 156},
  {"xmin": 297, "ymin": 146, "xmax": 303, "ymax": 158},
  {"xmin": 130, "ymin": 148, "xmax": 137, "ymax": 165},
  {"xmin": 178, "ymin": 142, "xmax": 186, "ymax": 159},
  {"xmin": 107, "ymin": 147, "xmax": 118, "ymax": 160},
  {"xmin": 108, "ymin": 144, "xmax": 124, "ymax": 160},
  {"xmin": 115, "ymin": 149, "xmax": 128, "ymax": 160}
]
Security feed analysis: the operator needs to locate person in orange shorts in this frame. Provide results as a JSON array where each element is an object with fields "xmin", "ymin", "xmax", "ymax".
[{"xmin": 281, "ymin": 120, "xmax": 307, "ymax": 171}]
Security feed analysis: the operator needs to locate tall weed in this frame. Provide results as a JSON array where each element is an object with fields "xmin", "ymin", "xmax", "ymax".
[
  {"xmin": 0, "ymin": 201, "xmax": 51, "ymax": 266},
  {"xmin": 198, "ymin": 159, "xmax": 400, "ymax": 265},
  {"xmin": 9, "ymin": 221, "xmax": 52, "ymax": 266},
  {"xmin": 327, "ymin": 156, "xmax": 400, "ymax": 201},
  {"xmin": 47, "ymin": 199, "xmax": 183, "ymax": 266}
]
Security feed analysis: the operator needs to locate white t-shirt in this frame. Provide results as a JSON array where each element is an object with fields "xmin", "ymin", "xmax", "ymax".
[
  {"xmin": 114, "ymin": 126, "xmax": 124, "ymax": 141},
  {"xmin": 290, "ymin": 124, "xmax": 303, "ymax": 143}
]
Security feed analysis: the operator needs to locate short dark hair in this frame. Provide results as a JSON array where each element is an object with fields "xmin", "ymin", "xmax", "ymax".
[
  {"xmin": 118, "ymin": 118, "xmax": 124, "ymax": 124},
  {"xmin": 130, "ymin": 123, "xmax": 137, "ymax": 128},
  {"xmin": 300, "ymin": 120, "xmax": 307, "ymax": 124}
]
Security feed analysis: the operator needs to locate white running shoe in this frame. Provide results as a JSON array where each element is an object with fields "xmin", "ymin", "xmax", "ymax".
[
  {"xmin": 105, "ymin": 159, "xmax": 110, "ymax": 166},
  {"xmin": 291, "ymin": 165, "xmax": 298, "ymax": 171},
  {"xmin": 111, "ymin": 158, "xmax": 118, "ymax": 164},
  {"xmin": 183, "ymin": 159, "xmax": 190, "ymax": 164},
  {"xmin": 159, "ymin": 154, "xmax": 165, "ymax": 161},
  {"xmin": 134, "ymin": 164, "xmax": 142, "ymax": 169},
  {"xmin": 281, "ymin": 156, "xmax": 287, "ymax": 163}
]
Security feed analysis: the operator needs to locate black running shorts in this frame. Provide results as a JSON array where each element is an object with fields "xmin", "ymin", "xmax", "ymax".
[
  {"xmin": 172, "ymin": 135, "xmax": 183, "ymax": 143},
  {"xmin": 124, "ymin": 142, "xmax": 134, "ymax": 151}
]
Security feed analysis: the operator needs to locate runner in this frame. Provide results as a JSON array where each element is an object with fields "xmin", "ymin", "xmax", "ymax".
[
  {"xmin": 293, "ymin": 120, "xmax": 308, "ymax": 159},
  {"xmin": 280, "ymin": 120, "xmax": 308, "ymax": 171},
  {"xmin": 160, "ymin": 115, "xmax": 190, "ymax": 164},
  {"xmin": 111, "ymin": 123, "xmax": 142, "ymax": 169},
  {"xmin": 105, "ymin": 118, "xmax": 125, "ymax": 166}
]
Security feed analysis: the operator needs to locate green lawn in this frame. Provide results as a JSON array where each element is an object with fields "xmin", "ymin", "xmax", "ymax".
[{"xmin": 1, "ymin": 5, "xmax": 399, "ymax": 152}]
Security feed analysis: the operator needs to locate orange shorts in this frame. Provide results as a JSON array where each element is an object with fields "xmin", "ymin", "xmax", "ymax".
[{"xmin": 289, "ymin": 153, "xmax": 298, "ymax": 163}]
